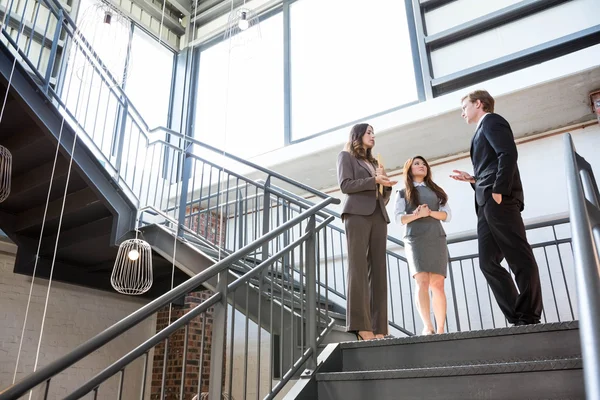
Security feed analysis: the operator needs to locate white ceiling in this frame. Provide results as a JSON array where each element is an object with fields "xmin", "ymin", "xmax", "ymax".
[{"xmin": 255, "ymin": 66, "xmax": 600, "ymax": 195}]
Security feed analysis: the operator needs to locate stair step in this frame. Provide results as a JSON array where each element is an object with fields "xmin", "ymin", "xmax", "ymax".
[
  {"xmin": 316, "ymin": 357, "xmax": 583, "ymax": 400},
  {"xmin": 338, "ymin": 321, "xmax": 580, "ymax": 371}
]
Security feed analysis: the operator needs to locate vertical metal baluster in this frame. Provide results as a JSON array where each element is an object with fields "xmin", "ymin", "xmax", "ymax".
[
  {"xmin": 160, "ymin": 338, "xmax": 169, "ymax": 400},
  {"xmin": 338, "ymin": 232, "xmax": 346, "ymax": 294},
  {"xmin": 198, "ymin": 313, "xmax": 207, "ymax": 398},
  {"xmin": 205, "ymin": 165, "xmax": 213, "ymax": 240},
  {"xmin": 93, "ymin": 386, "xmax": 99, "ymax": 400},
  {"xmin": 447, "ymin": 255, "xmax": 461, "ymax": 332},
  {"xmin": 407, "ymin": 262, "xmax": 416, "ymax": 332},
  {"xmin": 396, "ymin": 259, "xmax": 405, "ymax": 330},
  {"xmin": 256, "ymin": 266, "xmax": 263, "ymax": 400},
  {"xmin": 279, "ymin": 244, "xmax": 285, "ymax": 380},
  {"xmin": 315, "ymin": 230, "xmax": 320, "ymax": 342},
  {"xmin": 227, "ymin": 299, "xmax": 235, "ymax": 398},
  {"xmin": 43, "ymin": 378, "xmax": 51, "ymax": 400},
  {"xmin": 215, "ymin": 168, "xmax": 222, "ymax": 245},
  {"xmin": 223, "ymin": 173, "xmax": 231, "ymax": 249},
  {"xmin": 14, "ymin": 0, "xmax": 30, "ymax": 47},
  {"xmin": 543, "ymin": 246, "xmax": 560, "ymax": 322},
  {"xmin": 162, "ymin": 148, "xmax": 175, "ymax": 217},
  {"xmin": 187, "ymin": 157, "xmax": 197, "ymax": 230},
  {"xmin": 269, "ymin": 258, "xmax": 275, "ymax": 389},
  {"xmin": 243, "ymin": 183, "xmax": 249, "ymax": 247},
  {"xmin": 459, "ymin": 261, "xmax": 472, "ymax": 331},
  {"xmin": 132, "ymin": 129, "xmax": 144, "ymax": 197},
  {"xmin": 470, "ymin": 259, "xmax": 484, "ymax": 330},
  {"xmin": 301, "ymin": 239, "xmax": 306, "ymax": 352},
  {"xmin": 145, "ymin": 145, "xmax": 156, "ymax": 207},
  {"xmin": 27, "ymin": 0, "xmax": 42, "ymax": 58},
  {"xmin": 197, "ymin": 162, "xmax": 205, "ymax": 235},
  {"xmin": 330, "ymin": 229, "xmax": 337, "ymax": 292},
  {"xmin": 123, "ymin": 122, "xmax": 134, "ymax": 182},
  {"xmin": 139, "ymin": 352, "xmax": 149, "ymax": 400},
  {"xmin": 116, "ymin": 369, "xmax": 125, "ymax": 400},
  {"xmin": 486, "ymin": 278, "xmax": 496, "ymax": 329},
  {"xmin": 387, "ymin": 253, "xmax": 395, "ymax": 326},
  {"xmin": 129, "ymin": 126, "xmax": 141, "ymax": 191},
  {"xmin": 305, "ymin": 216, "xmax": 317, "ymax": 373},
  {"xmin": 80, "ymin": 69, "xmax": 96, "ymax": 140},
  {"xmin": 179, "ymin": 324, "xmax": 189, "ymax": 400},
  {"xmin": 243, "ymin": 285, "xmax": 250, "ymax": 400},
  {"xmin": 323, "ymin": 228, "xmax": 330, "ymax": 322},
  {"xmin": 290, "ymin": 229, "xmax": 296, "ymax": 372},
  {"xmin": 89, "ymin": 79, "xmax": 103, "ymax": 144},
  {"xmin": 554, "ymin": 226, "xmax": 574, "ymax": 320},
  {"xmin": 151, "ymin": 145, "xmax": 160, "ymax": 208}
]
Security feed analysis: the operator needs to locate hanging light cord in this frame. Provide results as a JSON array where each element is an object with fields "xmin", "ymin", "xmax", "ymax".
[
  {"xmin": 0, "ymin": 5, "xmax": 68, "ymax": 387},
  {"xmin": 5, "ymin": 13, "xmax": 89, "ymax": 396}
]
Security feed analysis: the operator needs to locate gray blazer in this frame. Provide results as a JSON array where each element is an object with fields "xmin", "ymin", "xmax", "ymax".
[{"xmin": 337, "ymin": 151, "xmax": 392, "ymax": 222}]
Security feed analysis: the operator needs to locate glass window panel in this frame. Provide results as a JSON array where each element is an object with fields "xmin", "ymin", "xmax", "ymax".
[
  {"xmin": 126, "ymin": 28, "xmax": 174, "ymax": 128},
  {"xmin": 194, "ymin": 13, "xmax": 284, "ymax": 158},
  {"xmin": 290, "ymin": 0, "xmax": 418, "ymax": 140}
]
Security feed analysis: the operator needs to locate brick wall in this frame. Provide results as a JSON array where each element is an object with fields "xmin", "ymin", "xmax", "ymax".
[
  {"xmin": 185, "ymin": 205, "xmax": 225, "ymax": 246},
  {"xmin": 150, "ymin": 291, "xmax": 216, "ymax": 400},
  {"xmin": 0, "ymin": 253, "xmax": 155, "ymax": 399}
]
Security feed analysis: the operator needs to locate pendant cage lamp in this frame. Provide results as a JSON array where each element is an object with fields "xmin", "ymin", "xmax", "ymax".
[
  {"xmin": 111, "ymin": 237, "xmax": 153, "ymax": 295},
  {"xmin": 73, "ymin": 0, "xmax": 131, "ymax": 87},
  {"xmin": 224, "ymin": 5, "xmax": 261, "ymax": 48},
  {"xmin": 0, "ymin": 145, "xmax": 11, "ymax": 203}
]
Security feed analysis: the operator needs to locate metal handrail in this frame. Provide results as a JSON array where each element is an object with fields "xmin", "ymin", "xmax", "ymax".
[
  {"xmin": 0, "ymin": 198, "xmax": 336, "ymax": 399},
  {"xmin": 564, "ymin": 132, "xmax": 600, "ymax": 400}
]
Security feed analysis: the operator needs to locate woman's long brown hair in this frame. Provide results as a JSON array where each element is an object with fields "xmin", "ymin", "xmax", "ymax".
[
  {"xmin": 403, "ymin": 156, "xmax": 448, "ymax": 207},
  {"xmin": 343, "ymin": 123, "xmax": 378, "ymax": 166}
]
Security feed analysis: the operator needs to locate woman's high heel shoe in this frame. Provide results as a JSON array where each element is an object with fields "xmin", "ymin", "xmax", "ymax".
[{"xmin": 356, "ymin": 332, "xmax": 366, "ymax": 341}]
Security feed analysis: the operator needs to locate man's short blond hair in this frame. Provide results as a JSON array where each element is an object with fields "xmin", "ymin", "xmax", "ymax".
[{"xmin": 461, "ymin": 90, "xmax": 495, "ymax": 113}]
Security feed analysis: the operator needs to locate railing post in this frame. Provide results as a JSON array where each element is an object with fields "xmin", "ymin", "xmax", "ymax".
[
  {"xmin": 208, "ymin": 272, "xmax": 227, "ymax": 399},
  {"xmin": 282, "ymin": 201, "xmax": 290, "ymax": 280},
  {"xmin": 262, "ymin": 176, "xmax": 271, "ymax": 261},
  {"xmin": 303, "ymin": 215, "xmax": 317, "ymax": 376},
  {"xmin": 177, "ymin": 148, "xmax": 192, "ymax": 237},
  {"xmin": 113, "ymin": 101, "xmax": 128, "ymax": 180},
  {"xmin": 564, "ymin": 133, "xmax": 600, "ymax": 400},
  {"xmin": 446, "ymin": 252, "xmax": 461, "ymax": 332},
  {"xmin": 44, "ymin": 8, "xmax": 63, "ymax": 94},
  {"xmin": 237, "ymin": 190, "xmax": 244, "ymax": 250}
]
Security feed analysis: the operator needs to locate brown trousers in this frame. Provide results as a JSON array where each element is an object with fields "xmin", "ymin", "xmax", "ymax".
[{"xmin": 344, "ymin": 203, "xmax": 388, "ymax": 335}]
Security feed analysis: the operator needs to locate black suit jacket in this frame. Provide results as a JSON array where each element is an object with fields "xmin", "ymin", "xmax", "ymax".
[{"xmin": 470, "ymin": 113, "xmax": 525, "ymax": 211}]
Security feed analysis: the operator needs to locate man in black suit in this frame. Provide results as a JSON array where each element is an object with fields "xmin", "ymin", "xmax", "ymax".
[{"xmin": 451, "ymin": 90, "xmax": 543, "ymax": 326}]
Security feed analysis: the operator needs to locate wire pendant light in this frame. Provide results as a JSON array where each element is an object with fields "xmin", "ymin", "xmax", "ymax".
[
  {"xmin": 111, "ymin": 236, "xmax": 153, "ymax": 295},
  {"xmin": 73, "ymin": 0, "xmax": 131, "ymax": 87},
  {"xmin": 0, "ymin": 145, "xmax": 11, "ymax": 203},
  {"xmin": 224, "ymin": 1, "xmax": 261, "ymax": 49}
]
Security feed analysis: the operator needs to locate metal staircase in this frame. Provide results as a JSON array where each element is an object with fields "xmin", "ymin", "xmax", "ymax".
[{"xmin": 0, "ymin": 0, "xmax": 598, "ymax": 397}]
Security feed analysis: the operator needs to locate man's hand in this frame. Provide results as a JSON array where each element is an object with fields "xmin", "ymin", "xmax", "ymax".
[
  {"xmin": 492, "ymin": 193, "xmax": 502, "ymax": 204},
  {"xmin": 450, "ymin": 170, "xmax": 475, "ymax": 183}
]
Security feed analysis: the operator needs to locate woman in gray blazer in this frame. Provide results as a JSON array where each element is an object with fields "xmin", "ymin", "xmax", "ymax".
[{"xmin": 337, "ymin": 123, "xmax": 397, "ymax": 340}]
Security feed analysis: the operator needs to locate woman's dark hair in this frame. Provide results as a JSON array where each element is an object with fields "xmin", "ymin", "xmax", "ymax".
[
  {"xmin": 402, "ymin": 156, "xmax": 448, "ymax": 206},
  {"xmin": 344, "ymin": 123, "xmax": 377, "ymax": 165}
]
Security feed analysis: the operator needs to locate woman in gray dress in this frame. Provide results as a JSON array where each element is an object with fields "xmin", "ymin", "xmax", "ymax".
[{"xmin": 394, "ymin": 156, "xmax": 451, "ymax": 335}]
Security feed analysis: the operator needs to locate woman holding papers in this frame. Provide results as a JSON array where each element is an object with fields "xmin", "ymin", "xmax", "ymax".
[{"xmin": 337, "ymin": 123, "xmax": 396, "ymax": 340}]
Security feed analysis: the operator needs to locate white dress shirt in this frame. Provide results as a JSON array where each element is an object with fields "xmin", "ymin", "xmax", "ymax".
[
  {"xmin": 475, "ymin": 112, "xmax": 491, "ymax": 131},
  {"xmin": 394, "ymin": 181, "xmax": 452, "ymax": 225}
]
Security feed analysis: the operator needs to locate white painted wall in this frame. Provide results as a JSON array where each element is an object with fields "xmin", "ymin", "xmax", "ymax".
[{"xmin": 0, "ymin": 253, "xmax": 155, "ymax": 399}]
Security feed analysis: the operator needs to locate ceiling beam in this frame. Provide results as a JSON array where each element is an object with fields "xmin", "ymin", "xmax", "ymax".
[{"xmin": 165, "ymin": 0, "xmax": 191, "ymax": 16}]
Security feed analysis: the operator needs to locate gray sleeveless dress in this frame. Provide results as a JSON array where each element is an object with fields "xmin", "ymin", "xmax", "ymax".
[{"xmin": 400, "ymin": 186, "xmax": 448, "ymax": 277}]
